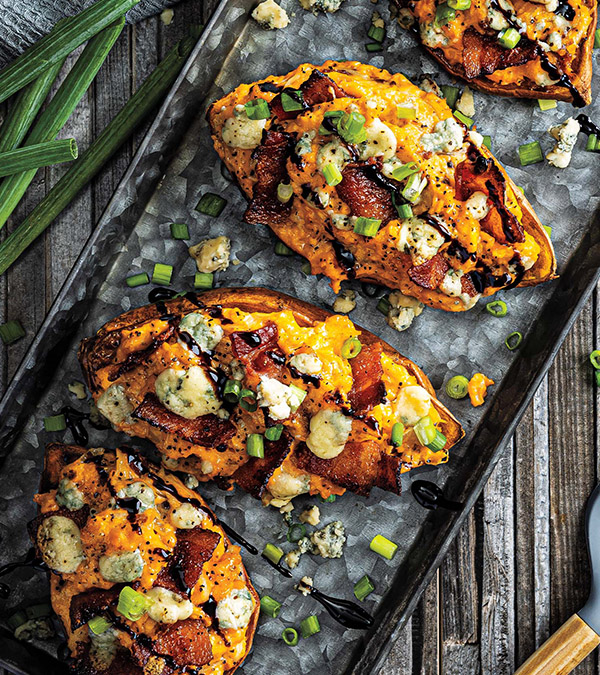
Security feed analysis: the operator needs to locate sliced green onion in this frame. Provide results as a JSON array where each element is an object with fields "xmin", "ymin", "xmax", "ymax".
[
  {"xmin": 260, "ymin": 595, "xmax": 282, "ymax": 618},
  {"xmin": 265, "ymin": 424, "xmax": 284, "ymax": 441},
  {"xmin": 337, "ymin": 111, "xmax": 367, "ymax": 144},
  {"xmin": 377, "ymin": 296, "xmax": 391, "ymax": 315},
  {"xmin": 448, "ymin": 0, "xmax": 471, "ymax": 9},
  {"xmin": 321, "ymin": 494, "xmax": 336, "ymax": 503},
  {"xmin": 44, "ymin": 414, "xmax": 66, "ymax": 432},
  {"xmin": 395, "ymin": 203, "xmax": 413, "ymax": 219},
  {"xmin": 196, "ymin": 192, "xmax": 227, "ymax": 217},
  {"xmin": 0, "ymin": 319, "xmax": 25, "ymax": 344},
  {"xmin": 445, "ymin": 375, "xmax": 469, "ymax": 400},
  {"xmin": 25, "ymin": 603, "xmax": 52, "ymax": 619},
  {"xmin": 402, "ymin": 173, "xmax": 425, "ymax": 203},
  {"xmin": 354, "ymin": 216, "xmax": 381, "ymax": 237},
  {"xmin": 282, "ymin": 627, "xmax": 299, "ymax": 646},
  {"xmin": 435, "ymin": 3, "xmax": 456, "ymax": 25},
  {"xmin": 277, "ymin": 182, "xmax": 294, "ymax": 203},
  {"xmin": 126, "ymin": 272, "xmax": 150, "ymax": 288},
  {"xmin": 262, "ymin": 543, "xmax": 283, "ymax": 564},
  {"xmin": 341, "ymin": 336, "xmax": 362, "ymax": 359},
  {"xmin": 586, "ymin": 135, "xmax": 599, "ymax": 152},
  {"xmin": 391, "ymin": 162, "xmax": 419, "ymax": 182},
  {"xmin": 596, "ymin": 371, "xmax": 600, "ymax": 387},
  {"xmin": 289, "ymin": 383, "xmax": 307, "ymax": 410},
  {"xmin": 391, "ymin": 422, "xmax": 404, "ymax": 446},
  {"xmin": 152, "ymin": 263, "xmax": 173, "ymax": 286},
  {"xmin": 498, "ymin": 27, "xmax": 521, "ymax": 48},
  {"xmin": 88, "ymin": 616, "xmax": 112, "ymax": 635},
  {"xmin": 441, "ymin": 85, "xmax": 459, "ymax": 109},
  {"xmin": 505, "ymin": 331, "xmax": 523, "ymax": 350},
  {"xmin": 323, "ymin": 163, "xmax": 343, "ymax": 186},
  {"xmin": 454, "ymin": 110, "xmax": 474, "ymax": 128},
  {"xmin": 324, "ymin": 110, "xmax": 345, "ymax": 121},
  {"xmin": 354, "ymin": 574, "xmax": 375, "ymax": 601},
  {"xmin": 482, "ymin": 135, "xmax": 492, "ymax": 150},
  {"xmin": 170, "ymin": 222, "xmax": 189, "ymax": 240},
  {"xmin": 287, "ymin": 523, "xmax": 307, "ymax": 543},
  {"xmin": 275, "ymin": 241, "xmax": 295, "ymax": 256},
  {"xmin": 365, "ymin": 42, "xmax": 384, "ymax": 52},
  {"xmin": 518, "ymin": 141, "xmax": 543, "ymax": 166},
  {"xmin": 486, "ymin": 300, "xmax": 508, "ymax": 317},
  {"xmin": 223, "ymin": 379, "xmax": 241, "ymax": 402},
  {"xmin": 589, "ymin": 350, "xmax": 600, "ymax": 369},
  {"xmin": 117, "ymin": 586, "xmax": 151, "ymax": 622},
  {"xmin": 194, "ymin": 272, "xmax": 214, "ymax": 290},
  {"xmin": 414, "ymin": 415, "xmax": 437, "ymax": 446},
  {"xmin": 301, "ymin": 261, "xmax": 312, "ymax": 275},
  {"xmin": 368, "ymin": 25, "xmax": 386, "ymax": 42},
  {"xmin": 396, "ymin": 106, "xmax": 416, "ymax": 120},
  {"xmin": 543, "ymin": 225, "xmax": 552, "ymax": 237},
  {"xmin": 247, "ymin": 433, "xmax": 265, "ymax": 458},
  {"xmin": 245, "ymin": 98, "xmax": 271, "ymax": 120},
  {"xmin": 239, "ymin": 389, "xmax": 258, "ymax": 412},
  {"xmin": 595, "ymin": 28, "xmax": 600, "ymax": 48},
  {"xmin": 370, "ymin": 534, "xmax": 398, "ymax": 560},
  {"xmin": 537, "ymin": 99, "xmax": 557, "ymax": 111},
  {"xmin": 300, "ymin": 615, "xmax": 321, "ymax": 638},
  {"xmin": 281, "ymin": 90, "xmax": 304, "ymax": 112},
  {"xmin": 427, "ymin": 430, "xmax": 447, "ymax": 452}
]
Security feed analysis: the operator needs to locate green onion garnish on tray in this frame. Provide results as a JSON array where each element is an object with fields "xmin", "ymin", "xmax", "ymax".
[
  {"xmin": 594, "ymin": 28, "xmax": 600, "ymax": 48},
  {"xmin": 445, "ymin": 375, "xmax": 469, "ymax": 400},
  {"xmin": 321, "ymin": 494, "xmax": 336, "ymax": 503},
  {"xmin": 341, "ymin": 336, "xmax": 362, "ymax": 359},
  {"xmin": 505, "ymin": 331, "xmax": 523, "ymax": 350},
  {"xmin": 367, "ymin": 25, "xmax": 385, "ymax": 43},
  {"xmin": 247, "ymin": 433, "xmax": 265, "ymax": 458},
  {"xmin": 25, "ymin": 603, "xmax": 52, "ymax": 619},
  {"xmin": 589, "ymin": 350, "xmax": 600, "ymax": 369},
  {"xmin": 365, "ymin": 43, "xmax": 384, "ymax": 53},
  {"xmin": 152, "ymin": 263, "xmax": 173, "ymax": 286},
  {"xmin": 196, "ymin": 192, "xmax": 227, "ymax": 217},
  {"xmin": 43, "ymin": 414, "xmax": 66, "ymax": 432},
  {"xmin": 391, "ymin": 422, "xmax": 404, "ymax": 446},
  {"xmin": 323, "ymin": 163, "xmax": 343, "ymax": 186},
  {"xmin": 281, "ymin": 90, "xmax": 304, "ymax": 112},
  {"xmin": 543, "ymin": 225, "xmax": 552, "ymax": 237},
  {"xmin": 275, "ymin": 241, "xmax": 295, "ymax": 256},
  {"xmin": 0, "ymin": 319, "xmax": 25, "ymax": 344},
  {"xmin": 454, "ymin": 110, "xmax": 473, "ymax": 128},
  {"xmin": 6, "ymin": 610, "xmax": 28, "ymax": 631},
  {"xmin": 370, "ymin": 534, "xmax": 398, "ymax": 560},
  {"xmin": 300, "ymin": 615, "xmax": 321, "ymax": 638},
  {"xmin": 244, "ymin": 98, "xmax": 270, "ymax": 120},
  {"xmin": 287, "ymin": 523, "xmax": 307, "ymax": 543},
  {"xmin": 537, "ymin": 99, "xmax": 557, "ymax": 111},
  {"xmin": 595, "ymin": 371, "xmax": 600, "ymax": 387},
  {"xmin": 260, "ymin": 595, "xmax": 282, "ymax": 618},
  {"xmin": 354, "ymin": 216, "xmax": 381, "ymax": 237},
  {"xmin": 170, "ymin": 222, "xmax": 189, "ymax": 240},
  {"xmin": 88, "ymin": 616, "xmax": 112, "ymax": 635},
  {"xmin": 518, "ymin": 141, "xmax": 543, "ymax": 166},
  {"xmin": 262, "ymin": 543, "xmax": 284, "ymax": 565},
  {"xmin": 498, "ymin": 27, "xmax": 521, "ymax": 48},
  {"xmin": 376, "ymin": 296, "xmax": 391, "ymax": 316},
  {"xmin": 194, "ymin": 272, "xmax": 214, "ymax": 290},
  {"xmin": 265, "ymin": 424, "xmax": 284, "ymax": 441},
  {"xmin": 441, "ymin": 85, "xmax": 459, "ymax": 109},
  {"xmin": 482, "ymin": 135, "xmax": 492, "ymax": 150},
  {"xmin": 282, "ymin": 627, "xmax": 299, "ymax": 646},
  {"xmin": 223, "ymin": 379, "xmax": 242, "ymax": 403},
  {"xmin": 486, "ymin": 300, "xmax": 508, "ymax": 317},
  {"xmin": 353, "ymin": 574, "xmax": 375, "ymax": 602},
  {"xmin": 586, "ymin": 135, "xmax": 600, "ymax": 152},
  {"xmin": 126, "ymin": 272, "xmax": 150, "ymax": 288},
  {"xmin": 117, "ymin": 586, "xmax": 151, "ymax": 622}
]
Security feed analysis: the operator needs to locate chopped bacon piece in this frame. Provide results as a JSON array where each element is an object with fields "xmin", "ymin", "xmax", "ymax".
[
  {"xmin": 294, "ymin": 441, "xmax": 402, "ymax": 496},
  {"xmin": 270, "ymin": 69, "xmax": 348, "ymax": 120},
  {"xmin": 108, "ymin": 323, "xmax": 177, "ymax": 382},
  {"xmin": 232, "ymin": 432, "xmax": 292, "ymax": 498},
  {"xmin": 70, "ymin": 587, "xmax": 120, "ymax": 630},
  {"xmin": 348, "ymin": 343, "xmax": 385, "ymax": 414},
  {"xmin": 336, "ymin": 162, "xmax": 397, "ymax": 225},
  {"xmin": 244, "ymin": 130, "xmax": 294, "ymax": 226},
  {"xmin": 462, "ymin": 28, "xmax": 539, "ymax": 79},
  {"xmin": 154, "ymin": 619, "xmax": 213, "ymax": 668},
  {"xmin": 155, "ymin": 528, "xmax": 221, "ymax": 596},
  {"xmin": 460, "ymin": 273, "xmax": 479, "ymax": 297},
  {"xmin": 230, "ymin": 321, "xmax": 285, "ymax": 379},
  {"xmin": 408, "ymin": 254, "xmax": 449, "ymax": 290},
  {"xmin": 132, "ymin": 393, "xmax": 235, "ymax": 447}
]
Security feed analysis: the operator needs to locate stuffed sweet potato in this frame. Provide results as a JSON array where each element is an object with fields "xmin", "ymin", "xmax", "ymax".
[
  {"xmin": 78, "ymin": 288, "xmax": 464, "ymax": 506},
  {"xmin": 30, "ymin": 443, "xmax": 259, "ymax": 675},
  {"xmin": 207, "ymin": 61, "xmax": 556, "ymax": 312}
]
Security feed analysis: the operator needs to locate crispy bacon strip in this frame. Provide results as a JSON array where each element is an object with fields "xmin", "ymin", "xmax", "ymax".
[
  {"xmin": 244, "ymin": 130, "xmax": 294, "ymax": 226},
  {"xmin": 337, "ymin": 162, "xmax": 397, "ymax": 225},
  {"xmin": 408, "ymin": 254, "xmax": 449, "ymax": 290},
  {"xmin": 294, "ymin": 441, "xmax": 402, "ymax": 496},
  {"xmin": 462, "ymin": 28, "xmax": 539, "ymax": 79},
  {"xmin": 348, "ymin": 343, "xmax": 385, "ymax": 414},
  {"xmin": 232, "ymin": 432, "xmax": 293, "ymax": 498},
  {"xmin": 108, "ymin": 323, "xmax": 177, "ymax": 382},
  {"xmin": 155, "ymin": 528, "xmax": 221, "ymax": 596},
  {"xmin": 153, "ymin": 619, "xmax": 213, "ymax": 668},
  {"xmin": 70, "ymin": 588, "xmax": 120, "ymax": 630},
  {"xmin": 270, "ymin": 69, "xmax": 348, "ymax": 120},
  {"xmin": 132, "ymin": 393, "xmax": 235, "ymax": 447},
  {"xmin": 460, "ymin": 273, "xmax": 479, "ymax": 297},
  {"xmin": 230, "ymin": 321, "xmax": 285, "ymax": 379}
]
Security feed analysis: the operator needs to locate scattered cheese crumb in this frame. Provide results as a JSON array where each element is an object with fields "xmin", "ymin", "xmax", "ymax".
[
  {"xmin": 295, "ymin": 576, "xmax": 314, "ymax": 596},
  {"xmin": 189, "ymin": 236, "xmax": 231, "ymax": 273},
  {"xmin": 252, "ymin": 0, "xmax": 290, "ymax": 29},
  {"xmin": 546, "ymin": 117, "xmax": 580, "ymax": 169},
  {"xmin": 455, "ymin": 87, "xmax": 475, "ymax": 118},
  {"xmin": 68, "ymin": 381, "xmax": 86, "ymax": 400},
  {"xmin": 160, "ymin": 8, "xmax": 174, "ymax": 25},
  {"xmin": 386, "ymin": 291, "xmax": 424, "ymax": 333},
  {"xmin": 419, "ymin": 75, "xmax": 443, "ymax": 98},
  {"xmin": 299, "ymin": 505, "xmax": 321, "ymax": 526},
  {"xmin": 333, "ymin": 289, "xmax": 356, "ymax": 314}
]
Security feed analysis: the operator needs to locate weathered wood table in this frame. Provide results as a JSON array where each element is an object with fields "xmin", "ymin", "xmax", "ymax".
[{"xmin": 0, "ymin": 1, "xmax": 598, "ymax": 672}]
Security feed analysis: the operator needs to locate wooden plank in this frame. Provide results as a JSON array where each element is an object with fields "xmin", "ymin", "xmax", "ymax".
[
  {"xmin": 380, "ymin": 618, "xmax": 413, "ymax": 675},
  {"xmin": 411, "ymin": 572, "xmax": 441, "ymax": 675}
]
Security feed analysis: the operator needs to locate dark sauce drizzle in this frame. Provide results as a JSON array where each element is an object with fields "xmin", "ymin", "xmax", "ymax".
[
  {"xmin": 304, "ymin": 585, "xmax": 374, "ymax": 629},
  {"xmin": 332, "ymin": 240, "xmax": 356, "ymax": 278},
  {"xmin": 258, "ymin": 82, "xmax": 281, "ymax": 93},
  {"xmin": 59, "ymin": 406, "xmax": 89, "ymax": 445},
  {"xmin": 0, "ymin": 548, "xmax": 46, "ymax": 596},
  {"xmin": 576, "ymin": 114, "xmax": 600, "ymax": 137},
  {"xmin": 261, "ymin": 553, "xmax": 293, "ymax": 578},
  {"xmin": 411, "ymin": 480, "xmax": 463, "ymax": 511}
]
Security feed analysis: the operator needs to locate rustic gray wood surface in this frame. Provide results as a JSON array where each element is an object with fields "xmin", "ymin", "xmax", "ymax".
[{"xmin": 0, "ymin": 1, "xmax": 598, "ymax": 673}]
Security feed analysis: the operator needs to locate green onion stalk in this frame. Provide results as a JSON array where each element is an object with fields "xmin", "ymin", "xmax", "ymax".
[
  {"xmin": 0, "ymin": 27, "xmax": 203, "ymax": 275},
  {"xmin": 0, "ymin": 138, "xmax": 78, "ymax": 178},
  {"xmin": 0, "ymin": 18, "xmax": 125, "ymax": 231}
]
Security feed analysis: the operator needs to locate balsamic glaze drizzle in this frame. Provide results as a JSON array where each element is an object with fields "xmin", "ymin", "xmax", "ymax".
[
  {"xmin": 306, "ymin": 586, "xmax": 374, "ymax": 629},
  {"xmin": 59, "ymin": 406, "xmax": 89, "ymax": 445},
  {"xmin": 576, "ymin": 114, "xmax": 600, "ymax": 137},
  {"xmin": 332, "ymin": 240, "xmax": 356, "ymax": 278},
  {"xmin": 411, "ymin": 480, "xmax": 463, "ymax": 511},
  {"xmin": 261, "ymin": 554, "xmax": 293, "ymax": 578}
]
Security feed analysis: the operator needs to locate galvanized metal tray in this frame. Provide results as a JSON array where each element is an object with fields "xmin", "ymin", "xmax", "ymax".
[{"xmin": 0, "ymin": 1, "xmax": 599, "ymax": 673}]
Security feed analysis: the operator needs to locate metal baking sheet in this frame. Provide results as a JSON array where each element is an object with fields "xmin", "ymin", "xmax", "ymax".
[{"xmin": 0, "ymin": 1, "xmax": 599, "ymax": 673}]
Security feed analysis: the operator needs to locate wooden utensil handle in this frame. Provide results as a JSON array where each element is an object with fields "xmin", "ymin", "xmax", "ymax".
[{"xmin": 515, "ymin": 614, "xmax": 600, "ymax": 675}]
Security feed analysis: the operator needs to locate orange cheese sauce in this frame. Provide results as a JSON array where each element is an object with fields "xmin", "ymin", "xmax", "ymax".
[{"xmin": 35, "ymin": 449, "xmax": 255, "ymax": 675}]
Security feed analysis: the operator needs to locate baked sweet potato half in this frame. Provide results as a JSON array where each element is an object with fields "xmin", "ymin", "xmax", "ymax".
[
  {"xmin": 207, "ymin": 61, "xmax": 556, "ymax": 312},
  {"xmin": 78, "ymin": 288, "xmax": 463, "ymax": 506},
  {"xmin": 394, "ymin": 0, "xmax": 596, "ymax": 105},
  {"xmin": 30, "ymin": 443, "xmax": 259, "ymax": 675}
]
